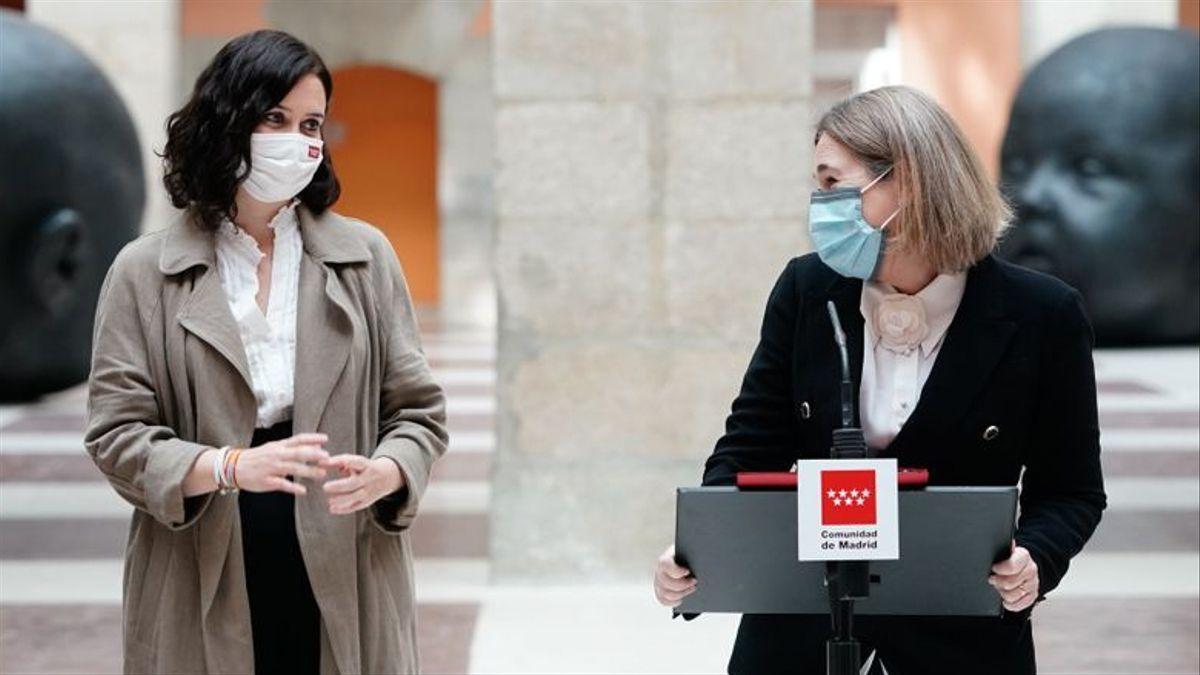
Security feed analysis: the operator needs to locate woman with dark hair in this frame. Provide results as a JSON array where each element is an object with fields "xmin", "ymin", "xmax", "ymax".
[{"xmin": 85, "ymin": 30, "xmax": 446, "ymax": 674}]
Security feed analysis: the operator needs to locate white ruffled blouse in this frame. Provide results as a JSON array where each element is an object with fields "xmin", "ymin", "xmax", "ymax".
[{"xmin": 214, "ymin": 199, "xmax": 303, "ymax": 429}]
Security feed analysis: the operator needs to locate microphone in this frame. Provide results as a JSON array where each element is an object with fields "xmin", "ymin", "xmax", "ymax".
[
  {"xmin": 825, "ymin": 301, "xmax": 868, "ymax": 460},
  {"xmin": 823, "ymin": 303, "xmax": 872, "ymax": 675}
]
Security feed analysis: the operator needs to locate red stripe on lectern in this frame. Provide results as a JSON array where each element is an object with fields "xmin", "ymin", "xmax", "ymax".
[{"xmin": 736, "ymin": 468, "xmax": 929, "ymax": 490}]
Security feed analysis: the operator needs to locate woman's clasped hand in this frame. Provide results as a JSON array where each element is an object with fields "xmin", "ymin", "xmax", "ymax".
[{"xmin": 230, "ymin": 432, "xmax": 405, "ymax": 513}]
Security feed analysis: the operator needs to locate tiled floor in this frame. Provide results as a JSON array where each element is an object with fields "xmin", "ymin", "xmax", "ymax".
[{"xmin": 1, "ymin": 323, "xmax": 1196, "ymax": 673}]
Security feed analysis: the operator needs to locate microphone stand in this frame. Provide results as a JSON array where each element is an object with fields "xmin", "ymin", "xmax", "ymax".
[{"xmin": 824, "ymin": 301, "xmax": 872, "ymax": 675}]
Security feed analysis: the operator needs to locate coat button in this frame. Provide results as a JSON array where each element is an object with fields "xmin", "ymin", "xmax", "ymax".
[
  {"xmin": 799, "ymin": 401, "xmax": 812, "ymax": 420},
  {"xmin": 983, "ymin": 425, "xmax": 1000, "ymax": 441}
]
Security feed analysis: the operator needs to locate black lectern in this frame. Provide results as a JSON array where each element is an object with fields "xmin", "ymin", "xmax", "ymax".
[
  {"xmin": 673, "ymin": 302, "xmax": 1019, "ymax": 675},
  {"xmin": 674, "ymin": 485, "xmax": 1018, "ymax": 616}
]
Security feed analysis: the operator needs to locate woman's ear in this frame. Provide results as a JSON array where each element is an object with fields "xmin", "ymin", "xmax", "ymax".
[{"xmin": 27, "ymin": 208, "xmax": 89, "ymax": 318}]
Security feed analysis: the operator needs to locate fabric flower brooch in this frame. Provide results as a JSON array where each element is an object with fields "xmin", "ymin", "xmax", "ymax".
[{"xmin": 873, "ymin": 293, "xmax": 930, "ymax": 355}]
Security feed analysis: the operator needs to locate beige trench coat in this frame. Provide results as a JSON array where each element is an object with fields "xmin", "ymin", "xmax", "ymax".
[{"xmin": 84, "ymin": 205, "xmax": 448, "ymax": 674}]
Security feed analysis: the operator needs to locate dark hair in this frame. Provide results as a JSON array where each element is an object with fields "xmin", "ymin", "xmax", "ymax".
[{"xmin": 161, "ymin": 30, "xmax": 340, "ymax": 231}]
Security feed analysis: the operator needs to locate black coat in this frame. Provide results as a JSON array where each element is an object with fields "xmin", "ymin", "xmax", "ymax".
[{"xmin": 701, "ymin": 252, "xmax": 1107, "ymax": 675}]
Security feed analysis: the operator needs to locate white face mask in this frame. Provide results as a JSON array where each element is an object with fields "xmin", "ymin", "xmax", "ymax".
[{"xmin": 239, "ymin": 132, "xmax": 324, "ymax": 202}]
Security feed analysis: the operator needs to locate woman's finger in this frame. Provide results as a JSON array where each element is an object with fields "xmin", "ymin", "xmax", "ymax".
[
  {"xmin": 990, "ymin": 558, "xmax": 1024, "ymax": 576},
  {"xmin": 991, "ymin": 547, "xmax": 1031, "ymax": 576},
  {"xmin": 654, "ymin": 587, "xmax": 686, "ymax": 608},
  {"xmin": 658, "ymin": 576, "xmax": 697, "ymax": 594},
  {"xmin": 323, "ymin": 472, "xmax": 366, "ymax": 494},
  {"xmin": 323, "ymin": 454, "xmax": 370, "ymax": 472},
  {"xmin": 658, "ymin": 586, "xmax": 696, "ymax": 604},
  {"xmin": 658, "ymin": 548, "xmax": 691, "ymax": 580},
  {"xmin": 329, "ymin": 489, "xmax": 369, "ymax": 514},
  {"xmin": 268, "ymin": 476, "xmax": 306, "ymax": 496},
  {"xmin": 989, "ymin": 574, "xmax": 1020, "ymax": 592},
  {"xmin": 1003, "ymin": 591, "xmax": 1033, "ymax": 611},
  {"xmin": 656, "ymin": 569, "xmax": 697, "ymax": 593},
  {"xmin": 662, "ymin": 561, "xmax": 692, "ymax": 580},
  {"xmin": 284, "ymin": 433, "xmax": 329, "ymax": 446},
  {"xmin": 991, "ymin": 565, "xmax": 1037, "ymax": 593},
  {"xmin": 277, "ymin": 461, "xmax": 327, "ymax": 481},
  {"xmin": 1001, "ymin": 584, "xmax": 1033, "ymax": 604},
  {"xmin": 287, "ymin": 445, "xmax": 331, "ymax": 464}
]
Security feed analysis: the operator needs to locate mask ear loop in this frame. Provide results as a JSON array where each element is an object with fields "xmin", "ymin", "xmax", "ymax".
[
  {"xmin": 862, "ymin": 165, "xmax": 900, "ymax": 230},
  {"xmin": 861, "ymin": 165, "xmax": 893, "ymax": 193}
]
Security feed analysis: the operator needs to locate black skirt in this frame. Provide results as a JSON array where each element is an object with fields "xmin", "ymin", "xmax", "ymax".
[{"xmin": 238, "ymin": 419, "xmax": 321, "ymax": 675}]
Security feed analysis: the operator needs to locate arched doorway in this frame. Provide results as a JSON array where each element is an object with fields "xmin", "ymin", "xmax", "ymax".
[{"xmin": 326, "ymin": 65, "xmax": 439, "ymax": 304}]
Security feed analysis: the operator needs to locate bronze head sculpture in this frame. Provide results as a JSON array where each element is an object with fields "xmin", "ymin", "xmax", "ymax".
[
  {"xmin": 998, "ymin": 27, "xmax": 1199, "ymax": 346},
  {"xmin": 0, "ymin": 11, "xmax": 144, "ymax": 401}
]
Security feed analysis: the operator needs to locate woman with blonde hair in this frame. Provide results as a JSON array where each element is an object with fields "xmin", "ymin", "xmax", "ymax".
[
  {"xmin": 654, "ymin": 85, "xmax": 1106, "ymax": 674},
  {"xmin": 86, "ymin": 30, "xmax": 446, "ymax": 673}
]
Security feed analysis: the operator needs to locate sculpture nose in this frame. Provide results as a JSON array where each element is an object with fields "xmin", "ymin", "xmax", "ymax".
[{"xmin": 1015, "ymin": 163, "xmax": 1059, "ymax": 219}]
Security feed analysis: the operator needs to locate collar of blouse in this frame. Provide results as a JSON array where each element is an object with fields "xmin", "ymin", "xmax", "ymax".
[
  {"xmin": 157, "ymin": 201, "xmax": 371, "ymax": 275},
  {"xmin": 860, "ymin": 271, "xmax": 968, "ymax": 357}
]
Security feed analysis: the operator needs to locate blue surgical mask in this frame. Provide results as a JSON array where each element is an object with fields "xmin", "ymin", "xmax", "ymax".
[{"xmin": 808, "ymin": 167, "xmax": 899, "ymax": 280}]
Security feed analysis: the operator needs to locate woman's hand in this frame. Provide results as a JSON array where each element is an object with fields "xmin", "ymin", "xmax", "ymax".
[
  {"xmin": 989, "ymin": 541, "xmax": 1040, "ymax": 612},
  {"xmin": 320, "ymin": 454, "xmax": 406, "ymax": 515},
  {"xmin": 653, "ymin": 545, "xmax": 697, "ymax": 608},
  {"xmin": 234, "ymin": 433, "xmax": 331, "ymax": 496}
]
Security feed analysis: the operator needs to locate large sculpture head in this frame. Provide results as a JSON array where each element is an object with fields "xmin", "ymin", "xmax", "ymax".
[
  {"xmin": 998, "ymin": 27, "xmax": 1199, "ymax": 346},
  {"xmin": 0, "ymin": 11, "xmax": 144, "ymax": 401}
]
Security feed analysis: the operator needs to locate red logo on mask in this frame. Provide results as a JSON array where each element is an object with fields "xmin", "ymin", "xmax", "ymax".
[{"xmin": 307, "ymin": 146, "xmax": 320, "ymax": 159}]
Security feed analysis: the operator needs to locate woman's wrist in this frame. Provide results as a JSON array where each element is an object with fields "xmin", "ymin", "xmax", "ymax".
[
  {"xmin": 213, "ymin": 446, "xmax": 242, "ymax": 494},
  {"xmin": 182, "ymin": 448, "xmax": 221, "ymax": 497},
  {"xmin": 372, "ymin": 456, "xmax": 404, "ymax": 494}
]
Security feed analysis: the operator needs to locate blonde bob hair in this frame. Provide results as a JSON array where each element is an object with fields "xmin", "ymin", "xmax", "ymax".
[{"xmin": 815, "ymin": 85, "xmax": 1011, "ymax": 273}]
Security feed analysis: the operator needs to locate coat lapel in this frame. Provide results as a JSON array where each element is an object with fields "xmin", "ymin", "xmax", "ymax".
[
  {"xmin": 291, "ymin": 251, "xmax": 354, "ymax": 434},
  {"xmin": 291, "ymin": 206, "xmax": 372, "ymax": 434},
  {"xmin": 884, "ymin": 255, "xmax": 1016, "ymax": 468},
  {"xmin": 160, "ymin": 214, "xmax": 255, "ymax": 398}
]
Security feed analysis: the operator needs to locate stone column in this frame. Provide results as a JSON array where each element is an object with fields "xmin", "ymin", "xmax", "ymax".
[{"xmin": 491, "ymin": 0, "xmax": 814, "ymax": 580}]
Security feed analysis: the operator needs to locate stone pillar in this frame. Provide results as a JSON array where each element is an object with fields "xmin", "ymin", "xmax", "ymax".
[
  {"xmin": 492, "ymin": 0, "xmax": 813, "ymax": 580},
  {"xmin": 27, "ymin": 0, "xmax": 181, "ymax": 234},
  {"xmin": 436, "ymin": 14, "xmax": 496, "ymax": 328}
]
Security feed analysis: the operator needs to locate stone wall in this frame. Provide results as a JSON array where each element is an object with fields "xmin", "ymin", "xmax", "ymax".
[{"xmin": 491, "ymin": 0, "xmax": 814, "ymax": 581}]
